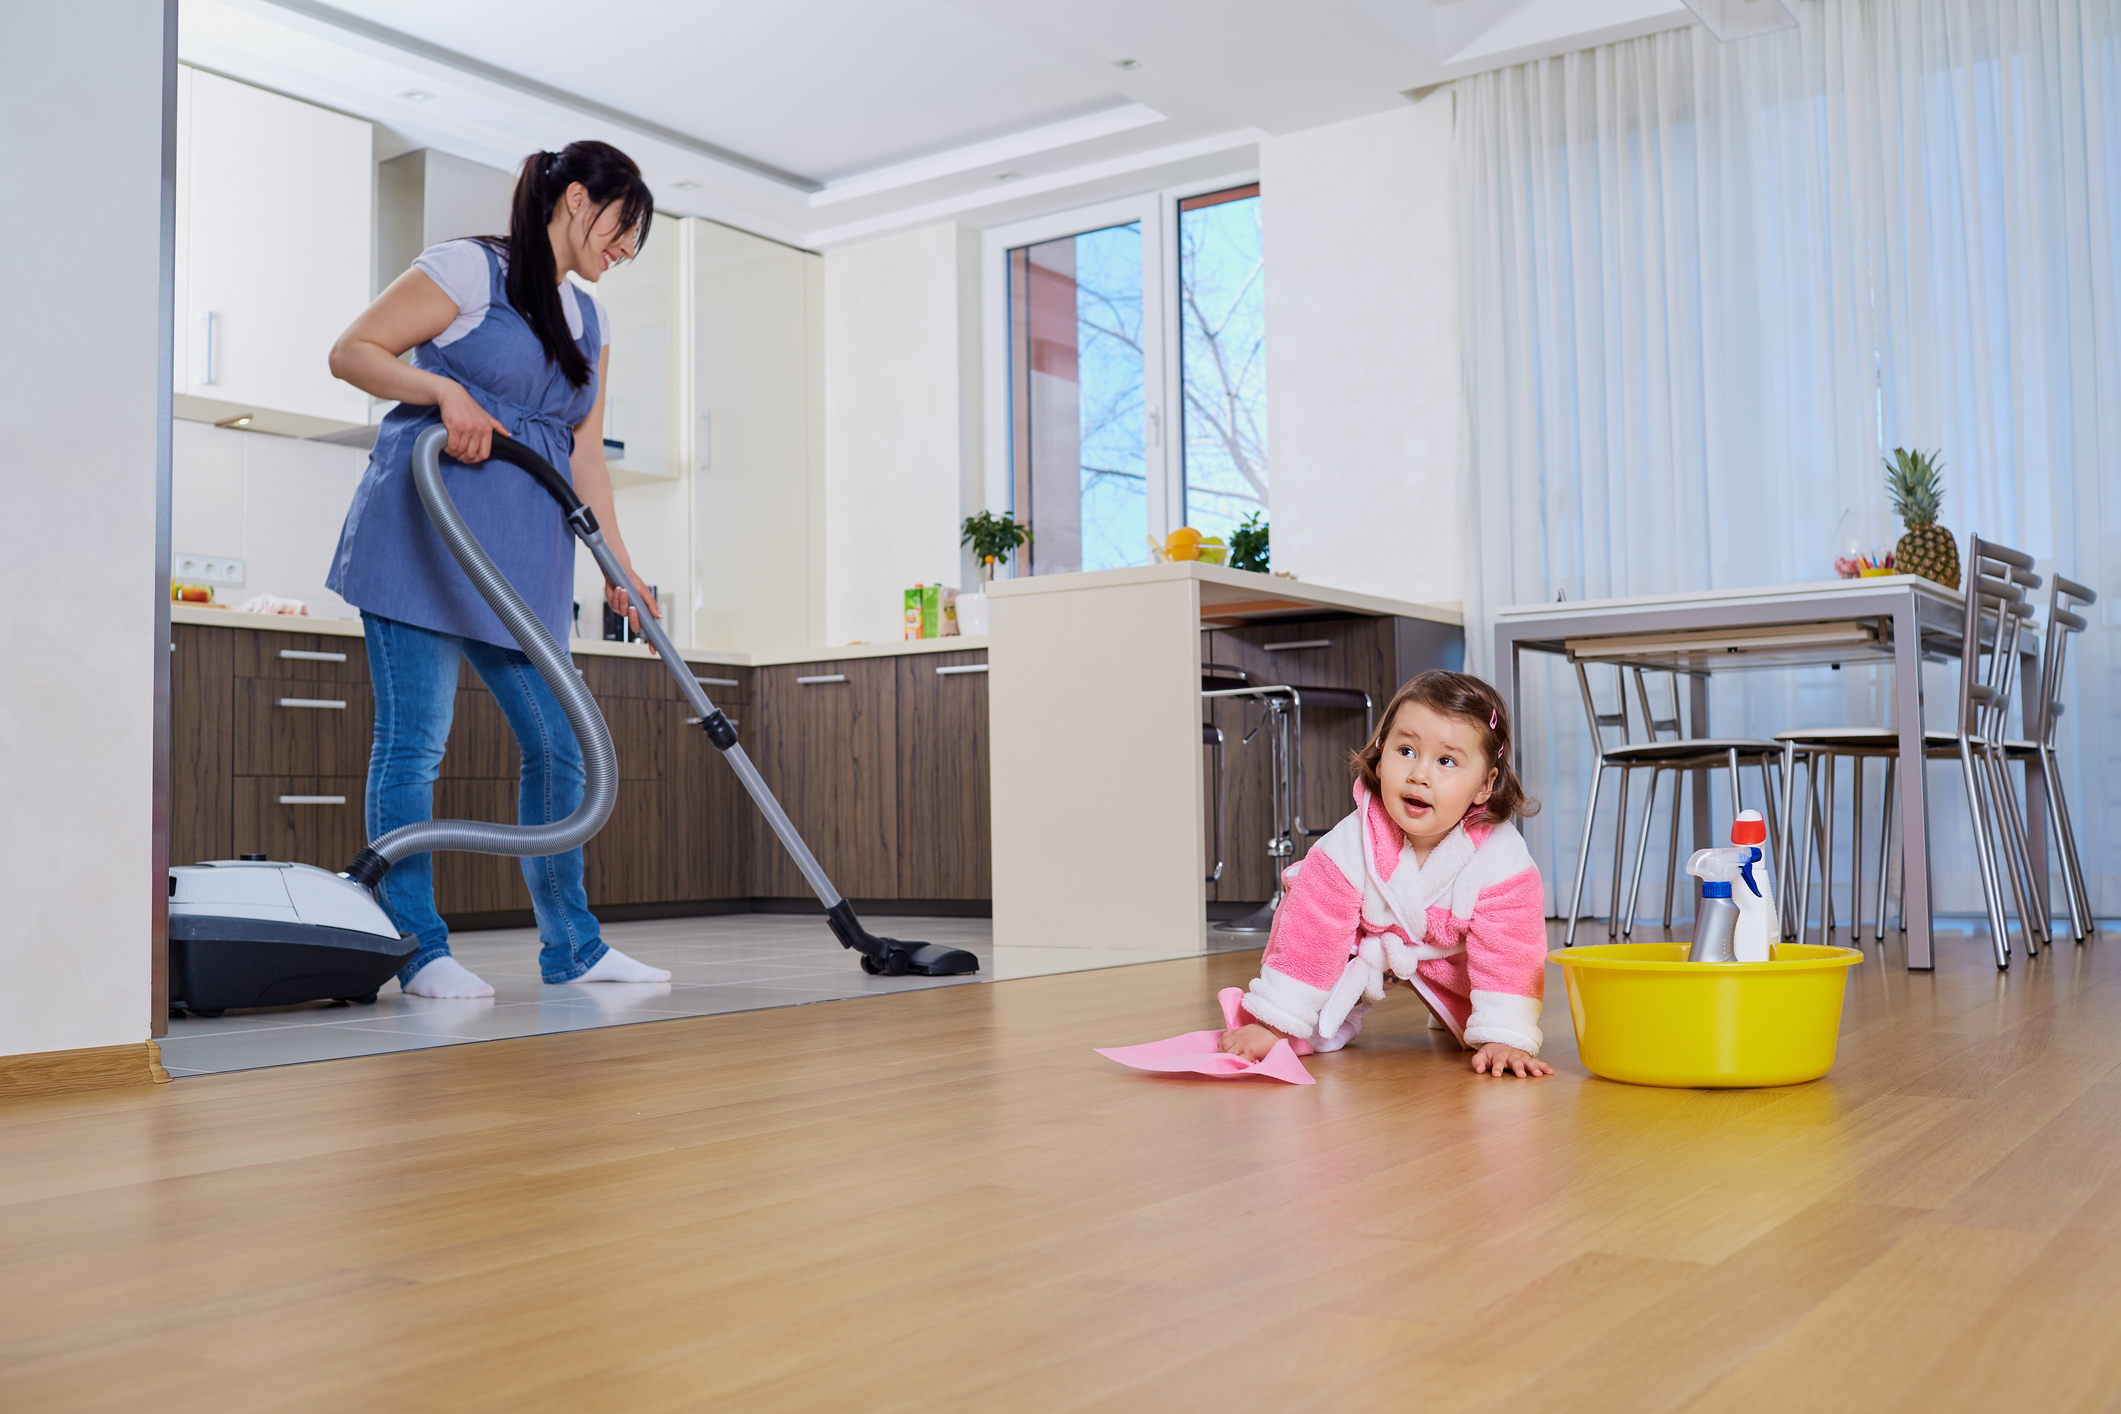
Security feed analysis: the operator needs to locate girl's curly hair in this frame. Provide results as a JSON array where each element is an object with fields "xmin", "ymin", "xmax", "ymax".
[{"xmin": 1350, "ymin": 670, "xmax": 1540, "ymax": 824}]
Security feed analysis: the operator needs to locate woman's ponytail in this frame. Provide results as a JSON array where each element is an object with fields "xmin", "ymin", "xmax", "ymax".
[{"xmin": 477, "ymin": 142, "xmax": 653, "ymax": 389}]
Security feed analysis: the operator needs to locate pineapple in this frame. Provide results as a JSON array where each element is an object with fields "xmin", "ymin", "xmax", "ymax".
[{"xmin": 1885, "ymin": 448, "xmax": 1960, "ymax": 589}]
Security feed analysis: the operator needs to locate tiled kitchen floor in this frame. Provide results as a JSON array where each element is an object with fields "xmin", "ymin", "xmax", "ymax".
[{"xmin": 159, "ymin": 912, "xmax": 1266, "ymax": 1076}]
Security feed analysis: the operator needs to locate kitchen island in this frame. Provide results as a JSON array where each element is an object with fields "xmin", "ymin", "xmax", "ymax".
[{"xmin": 985, "ymin": 563, "xmax": 1462, "ymax": 969}]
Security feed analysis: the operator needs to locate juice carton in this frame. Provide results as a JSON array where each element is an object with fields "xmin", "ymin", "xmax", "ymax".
[
  {"xmin": 904, "ymin": 585, "xmax": 926, "ymax": 640},
  {"xmin": 923, "ymin": 584, "xmax": 959, "ymax": 638}
]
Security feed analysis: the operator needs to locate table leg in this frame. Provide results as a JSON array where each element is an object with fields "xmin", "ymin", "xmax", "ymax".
[
  {"xmin": 1894, "ymin": 593, "xmax": 1935, "ymax": 969},
  {"xmin": 1689, "ymin": 672, "xmax": 1712, "ymax": 854}
]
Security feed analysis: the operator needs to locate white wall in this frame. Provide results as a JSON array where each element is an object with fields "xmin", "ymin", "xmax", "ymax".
[
  {"xmin": 0, "ymin": 1, "xmax": 167, "ymax": 1057},
  {"xmin": 171, "ymin": 421, "xmax": 367, "ymax": 619},
  {"xmin": 822, "ymin": 223, "xmax": 982, "ymax": 646},
  {"xmin": 1260, "ymin": 97, "xmax": 1468, "ymax": 610}
]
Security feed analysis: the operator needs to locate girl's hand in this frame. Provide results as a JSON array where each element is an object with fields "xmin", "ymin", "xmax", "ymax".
[
  {"xmin": 438, "ymin": 381, "xmax": 510, "ymax": 463},
  {"xmin": 1218, "ymin": 1022, "xmax": 1289, "ymax": 1062},
  {"xmin": 1470, "ymin": 1043, "xmax": 1552, "ymax": 1078}
]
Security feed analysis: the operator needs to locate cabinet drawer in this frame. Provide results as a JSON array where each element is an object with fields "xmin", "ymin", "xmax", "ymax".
[
  {"xmin": 231, "ymin": 631, "xmax": 370, "ymax": 683},
  {"xmin": 233, "ymin": 678, "xmax": 374, "ymax": 777},
  {"xmin": 233, "ymin": 777, "xmax": 369, "ymax": 872}
]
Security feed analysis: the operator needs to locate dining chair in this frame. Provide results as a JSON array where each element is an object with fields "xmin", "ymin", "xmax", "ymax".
[
  {"xmin": 2006, "ymin": 572, "xmax": 2099, "ymax": 942},
  {"xmin": 1777, "ymin": 536, "xmax": 2036, "ymax": 968},
  {"xmin": 1562, "ymin": 662, "xmax": 1787, "ymax": 946},
  {"xmin": 1616, "ymin": 668, "xmax": 1787, "ymax": 939}
]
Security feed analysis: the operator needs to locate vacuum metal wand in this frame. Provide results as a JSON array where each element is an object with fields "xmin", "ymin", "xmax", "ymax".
[{"xmin": 455, "ymin": 429, "xmax": 975, "ymax": 978}]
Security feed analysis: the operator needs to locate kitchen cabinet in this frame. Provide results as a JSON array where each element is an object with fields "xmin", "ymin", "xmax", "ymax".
[
  {"xmin": 896, "ymin": 651, "xmax": 991, "ymax": 899},
  {"xmin": 171, "ymin": 621, "xmax": 990, "ymax": 923},
  {"xmin": 747, "ymin": 658, "xmax": 900, "ymax": 899},
  {"xmin": 174, "ymin": 67, "xmax": 373, "ymax": 436}
]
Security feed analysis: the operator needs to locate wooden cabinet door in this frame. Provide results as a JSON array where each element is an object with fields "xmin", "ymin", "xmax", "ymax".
[
  {"xmin": 896, "ymin": 652, "xmax": 990, "ymax": 899},
  {"xmin": 749, "ymin": 659, "xmax": 898, "ymax": 899},
  {"xmin": 171, "ymin": 625, "xmax": 236, "ymax": 866}
]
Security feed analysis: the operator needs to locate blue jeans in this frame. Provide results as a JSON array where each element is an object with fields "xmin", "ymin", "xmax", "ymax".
[{"xmin": 362, "ymin": 610, "xmax": 608, "ymax": 984}]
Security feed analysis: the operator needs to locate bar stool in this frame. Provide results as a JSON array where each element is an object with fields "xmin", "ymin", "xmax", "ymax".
[
  {"xmin": 1563, "ymin": 662, "xmax": 1788, "ymax": 947},
  {"xmin": 1776, "ymin": 537, "xmax": 2035, "ymax": 968},
  {"xmin": 1203, "ymin": 666, "xmax": 1373, "ymax": 933}
]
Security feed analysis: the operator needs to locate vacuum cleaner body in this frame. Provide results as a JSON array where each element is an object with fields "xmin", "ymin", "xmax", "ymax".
[{"xmin": 169, "ymin": 861, "xmax": 414, "ymax": 1013}]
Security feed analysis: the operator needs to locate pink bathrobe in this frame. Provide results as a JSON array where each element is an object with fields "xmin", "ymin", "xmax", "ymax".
[{"xmin": 1238, "ymin": 785, "xmax": 1548, "ymax": 1055}]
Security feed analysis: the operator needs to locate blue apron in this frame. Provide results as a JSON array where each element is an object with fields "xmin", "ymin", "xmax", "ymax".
[{"xmin": 328, "ymin": 244, "xmax": 600, "ymax": 650}]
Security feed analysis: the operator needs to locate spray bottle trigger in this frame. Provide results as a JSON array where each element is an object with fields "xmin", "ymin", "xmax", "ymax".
[{"xmin": 1738, "ymin": 845, "xmax": 1763, "ymax": 898}]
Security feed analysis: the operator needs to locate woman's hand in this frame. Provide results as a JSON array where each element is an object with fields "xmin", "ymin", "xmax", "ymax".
[
  {"xmin": 1218, "ymin": 1021, "xmax": 1289, "ymax": 1062},
  {"xmin": 605, "ymin": 559, "xmax": 662, "ymax": 642},
  {"xmin": 1470, "ymin": 1043, "xmax": 1552, "ymax": 1078},
  {"xmin": 438, "ymin": 381, "xmax": 510, "ymax": 464}
]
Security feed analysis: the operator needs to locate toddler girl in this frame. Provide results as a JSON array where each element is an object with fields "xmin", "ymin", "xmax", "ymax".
[{"xmin": 1218, "ymin": 670, "xmax": 1553, "ymax": 1078}]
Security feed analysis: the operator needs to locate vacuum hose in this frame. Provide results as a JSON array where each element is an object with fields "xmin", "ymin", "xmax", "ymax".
[{"xmin": 342, "ymin": 424, "xmax": 617, "ymax": 887}]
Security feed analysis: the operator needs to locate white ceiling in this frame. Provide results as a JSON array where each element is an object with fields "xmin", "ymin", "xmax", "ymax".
[{"xmin": 181, "ymin": 0, "xmax": 1697, "ymax": 249}]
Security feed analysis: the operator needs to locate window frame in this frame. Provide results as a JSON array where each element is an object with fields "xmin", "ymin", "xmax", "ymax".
[{"xmin": 979, "ymin": 171, "xmax": 1262, "ymax": 576}]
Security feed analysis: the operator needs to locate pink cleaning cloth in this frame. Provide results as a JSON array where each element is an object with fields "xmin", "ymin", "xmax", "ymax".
[{"xmin": 1094, "ymin": 988, "xmax": 1316, "ymax": 1085}]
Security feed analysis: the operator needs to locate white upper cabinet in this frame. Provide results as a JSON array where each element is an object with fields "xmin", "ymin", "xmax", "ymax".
[{"xmin": 175, "ymin": 67, "xmax": 373, "ymax": 433}]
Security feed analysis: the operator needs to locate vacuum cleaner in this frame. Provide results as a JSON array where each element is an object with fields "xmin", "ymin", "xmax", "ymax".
[{"xmin": 169, "ymin": 424, "xmax": 978, "ymax": 1015}]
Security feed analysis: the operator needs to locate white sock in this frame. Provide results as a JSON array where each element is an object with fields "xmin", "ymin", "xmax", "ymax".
[
  {"xmin": 571, "ymin": 948, "xmax": 672, "ymax": 984},
  {"xmin": 401, "ymin": 955, "xmax": 495, "ymax": 999}
]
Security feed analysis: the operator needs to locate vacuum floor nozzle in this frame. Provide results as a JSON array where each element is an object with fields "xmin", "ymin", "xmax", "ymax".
[{"xmin": 826, "ymin": 900, "xmax": 980, "ymax": 977}]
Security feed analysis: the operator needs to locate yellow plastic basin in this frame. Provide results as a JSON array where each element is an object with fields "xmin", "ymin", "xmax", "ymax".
[{"xmin": 1550, "ymin": 942, "xmax": 1863, "ymax": 1088}]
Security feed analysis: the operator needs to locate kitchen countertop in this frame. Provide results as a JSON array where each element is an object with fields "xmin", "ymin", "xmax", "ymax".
[
  {"xmin": 986, "ymin": 561, "xmax": 1463, "ymax": 625},
  {"xmin": 169, "ymin": 604, "xmax": 986, "ymax": 667}
]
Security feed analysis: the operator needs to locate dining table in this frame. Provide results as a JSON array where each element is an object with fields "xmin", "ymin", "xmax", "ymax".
[{"xmin": 1491, "ymin": 575, "xmax": 2049, "ymax": 970}]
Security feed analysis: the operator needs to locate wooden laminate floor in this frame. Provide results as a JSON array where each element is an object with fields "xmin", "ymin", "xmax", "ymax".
[{"xmin": 6, "ymin": 922, "xmax": 2121, "ymax": 1413}]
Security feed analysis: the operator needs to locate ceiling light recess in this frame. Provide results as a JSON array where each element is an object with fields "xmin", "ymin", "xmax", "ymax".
[
  {"xmin": 1111, "ymin": 57, "xmax": 1141, "ymax": 70},
  {"xmin": 671, "ymin": 180, "xmax": 702, "ymax": 191},
  {"xmin": 396, "ymin": 87, "xmax": 435, "ymax": 102},
  {"xmin": 1679, "ymin": 0, "xmax": 1798, "ymax": 41}
]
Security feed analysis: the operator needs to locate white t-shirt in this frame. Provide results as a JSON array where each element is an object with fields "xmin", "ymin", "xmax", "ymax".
[{"xmin": 412, "ymin": 239, "xmax": 613, "ymax": 353}]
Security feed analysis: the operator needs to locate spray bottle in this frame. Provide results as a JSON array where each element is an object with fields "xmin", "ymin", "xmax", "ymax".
[{"xmin": 1684, "ymin": 811, "xmax": 1779, "ymax": 963}]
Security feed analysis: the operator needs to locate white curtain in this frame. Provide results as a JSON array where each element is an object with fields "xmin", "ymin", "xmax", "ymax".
[{"xmin": 1458, "ymin": 0, "xmax": 2120, "ymax": 921}]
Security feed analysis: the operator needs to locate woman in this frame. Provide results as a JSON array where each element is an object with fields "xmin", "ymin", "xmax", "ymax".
[{"xmin": 326, "ymin": 140, "xmax": 668, "ymax": 999}]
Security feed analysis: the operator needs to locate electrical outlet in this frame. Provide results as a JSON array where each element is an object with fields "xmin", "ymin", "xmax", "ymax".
[{"xmin": 174, "ymin": 553, "xmax": 245, "ymax": 587}]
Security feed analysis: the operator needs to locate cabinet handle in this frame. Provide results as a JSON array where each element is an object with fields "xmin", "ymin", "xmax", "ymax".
[
  {"xmin": 694, "ymin": 676, "xmax": 740, "ymax": 687},
  {"xmin": 1264, "ymin": 639, "xmax": 1334, "ymax": 653},
  {"xmin": 196, "ymin": 310, "xmax": 218, "ymax": 386},
  {"xmin": 276, "ymin": 795, "xmax": 346, "ymax": 806},
  {"xmin": 935, "ymin": 663, "xmax": 988, "ymax": 676},
  {"xmin": 278, "ymin": 697, "xmax": 347, "ymax": 709},
  {"xmin": 796, "ymin": 674, "xmax": 847, "ymax": 685},
  {"xmin": 280, "ymin": 649, "xmax": 348, "ymax": 663}
]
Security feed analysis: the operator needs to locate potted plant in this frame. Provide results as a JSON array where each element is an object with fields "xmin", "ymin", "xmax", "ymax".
[
  {"xmin": 958, "ymin": 511, "xmax": 1032, "ymax": 634},
  {"xmin": 1228, "ymin": 511, "xmax": 1269, "ymax": 574}
]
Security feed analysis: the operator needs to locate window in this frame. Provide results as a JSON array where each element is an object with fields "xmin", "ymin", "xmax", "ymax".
[
  {"xmin": 987, "ymin": 181, "xmax": 1266, "ymax": 576},
  {"xmin": 1177, "ymin": 184, "xmax": 1265, "ymax": 541}
]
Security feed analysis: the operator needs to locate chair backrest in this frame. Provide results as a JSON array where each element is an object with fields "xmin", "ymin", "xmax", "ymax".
[
  {"xmin": 2039, "ymin": 573, "xmax": 2098, "ymax": 747},
  {"xmin": 1990, "ymin": 564, "xmax": 2044, "ymax": 739},
  {"xmin": 1958, "ymin": 534, "xmax": 2034, "ymax": 742},
  {"xmin": 1202, "ymin": 663, "xmax": 1248, "ymax": 692},
  {"xmin": 1628, "ymin": 668, "xmax": 1688, "ymax": 743},
  {"xmin": 1572, "ymin": 661, "xmax": 1634, "ymax": 757}
]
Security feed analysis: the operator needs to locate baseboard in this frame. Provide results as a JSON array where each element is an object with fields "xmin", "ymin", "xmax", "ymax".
[{"xmin": 0, "ymin": 1041, "xmax": 171, "ymax": 1100}]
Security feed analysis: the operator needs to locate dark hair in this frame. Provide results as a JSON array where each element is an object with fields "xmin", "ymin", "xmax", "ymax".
[
  {"xmin": 1350, "ymin": 670, "xmax": 1540, "ymax": 825},
  {"xmin": 477, "ymin": 142, "xmax": 653, "ymax": 388}
]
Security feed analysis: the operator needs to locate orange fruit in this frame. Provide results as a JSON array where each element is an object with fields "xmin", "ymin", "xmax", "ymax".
[{"xmin": 1165, "ymin": 526, "xmax": 1204, "ymax": 561}]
